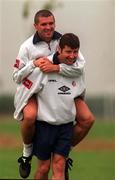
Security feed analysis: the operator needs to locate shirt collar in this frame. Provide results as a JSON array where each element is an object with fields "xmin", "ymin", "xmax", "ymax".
[
  {"xmin": 53, "ymin": 52, "xmax": 60, "ymax": 65},
  {"xmin": 33, "ymin": 31, "xmax": 62, "ymax": 44}
]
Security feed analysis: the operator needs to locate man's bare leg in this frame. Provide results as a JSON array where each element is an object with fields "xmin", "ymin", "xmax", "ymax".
[
  {"xmin": 52, "ymin": 154, "xmax": 65, "ymax": 180},
  {"xmin": 18, "ymin": 96, "xmax": 37, "ymax": 179},
  {"xmin": 20, "ymin": 96, "xmax": 37, "ymax": 157},
  {"xmin": 34, "ymin": 159, "xmax": 51, "ymax": 180}
]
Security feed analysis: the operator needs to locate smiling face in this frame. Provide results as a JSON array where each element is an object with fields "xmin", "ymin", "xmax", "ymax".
[
  {"xmin": 34, "ymin": 15, "xmax": 55, "ymax": 42},
  {"xmin": 58, "ymin": 45, "xmax": 79, "ymax": 65},
  {"xmin": 58, "ymin": 33, "xmax": 80, "ymax": 65}
]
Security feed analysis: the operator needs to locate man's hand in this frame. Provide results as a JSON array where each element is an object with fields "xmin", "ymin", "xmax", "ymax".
[
  {"xmin": 33, "ymin": 57, "xmax": 48, "ymax": 67},
  {"xmin": 33, "ymin": 57, "xmax": 59, "ymax": 73}
]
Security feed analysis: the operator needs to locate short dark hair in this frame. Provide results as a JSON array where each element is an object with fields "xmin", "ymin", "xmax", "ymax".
[
  {"xmin": 59, "ymin": 33, "xmax": 80, "ymax": 49},
  {"xmin": 34, "ymin": 9, "xmax": 55, "ymax": 24}
]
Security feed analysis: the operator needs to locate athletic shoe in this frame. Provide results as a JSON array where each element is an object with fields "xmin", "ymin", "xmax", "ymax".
[
  {"xmin": 18, "ymin": 155, "xmax": 32, "ymax": 178},
  {"xmin": 65, "ymin": 158, "xmax": 73, "ymax": 180}
]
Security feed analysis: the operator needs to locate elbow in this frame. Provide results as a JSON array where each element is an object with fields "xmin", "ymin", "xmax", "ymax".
[
  {"xmin": 13, "ymin": 76, "xmax": 21, "ymax": 84},
  {"xmin": 87, "ymin": 113, "xmax": 95, "ymax": 127},
  {"xmin": 13, "ymin": 71, "xmax": 22, "ymax": 84}
]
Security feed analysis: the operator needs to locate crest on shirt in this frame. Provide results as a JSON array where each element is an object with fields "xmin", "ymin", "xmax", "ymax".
[
  {"xmin": 14, "ymin": 59, "xmax": 20, "ymax": 69},
  {"xmin": 72, "ymin": 81, "xmax": 77, "ymax": 87},
  {"xmin": 22, "ymin": 78, "xmax": 33, "ymax": 89}
]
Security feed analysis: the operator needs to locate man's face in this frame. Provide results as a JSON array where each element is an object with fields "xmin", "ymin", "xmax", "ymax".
[
  {"xmin": 34, "ymin": 16, "xmax": 55, "ymax": 42},
  {"xmin": 58, "ymin": 45, "xmax": 79, "ymax": 65}
]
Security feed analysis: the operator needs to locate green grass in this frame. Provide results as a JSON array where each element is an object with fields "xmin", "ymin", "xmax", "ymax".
[
  {"xmin": 70, "ymin": 151, "xmax": 115, "ymax": 180},
  {"xmin": 0, "ymin": 116, "xmax": 115, "ymax": 179},
  {"xmin": 88, "ymin": 119, "xmax": 115, "ymax": 139},
  {"xmin": 0, "ymin": 148, "xmax": 37, "ymax": 179},
  {"xmin": 0, "ymin": 115, "xmax": 20, "ymax": 136},
  {"xmin": 0, "ymin": 149, "xmax": 115, "ymax": 180}
]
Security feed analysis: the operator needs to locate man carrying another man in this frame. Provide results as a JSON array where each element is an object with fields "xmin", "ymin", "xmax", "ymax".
[{"xmin": 13, "ymin": 9, "xmax": 94, "ymax": 179}]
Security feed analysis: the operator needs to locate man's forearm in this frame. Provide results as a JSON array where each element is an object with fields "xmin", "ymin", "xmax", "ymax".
[
  {"xmin": 51, "ymin": 64, "xmax": 60, "ymax": 72},
  {"xmin": 13, "ymin": 61, "xmax": 36, "ymax": 84},
  {"xmin": 33, "ymin": 58, "xmax": 60, "ymax": 73}
]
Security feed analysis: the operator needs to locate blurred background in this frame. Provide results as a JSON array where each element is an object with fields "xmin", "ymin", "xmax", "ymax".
[
  {"xmin": 0, "ymin": 0, "xmax": 115, "ymax": 179},
  {"xmin": 0, "ymin": 0, "xmax": 115, "ymax": 119}
]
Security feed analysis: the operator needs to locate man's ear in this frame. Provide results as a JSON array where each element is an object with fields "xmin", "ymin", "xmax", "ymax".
[{"xmin": 34, "ymin": 23, "xmax": 38, "ymax": 30}]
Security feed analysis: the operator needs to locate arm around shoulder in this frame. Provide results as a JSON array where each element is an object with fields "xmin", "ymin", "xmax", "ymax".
[{"xmin": 59, "ymin": 50, "xmax": 85, "ymax": 78}]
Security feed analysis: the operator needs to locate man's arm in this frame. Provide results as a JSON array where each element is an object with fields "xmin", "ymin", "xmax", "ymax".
[
  {"xmin": 13, "ymin": 61, "xmax": 36, "ymax": 84},
  {"xmin": 59, "ymin": 50, "xmax": 85, "ymax": 77},
  {"xmin": 14, "ymin": 67, "xmax": 47, "ymax": 120},
  {"xmin": 35, "ymin": 50, "xmax": 85, "ymax": 78},
  {"xmin": 13, "ymin": 45, "xmax": 36, "ymax": 84},
  {"xmin": 33, "ymin": 57, "xmax": 60, "ymax": 73}
]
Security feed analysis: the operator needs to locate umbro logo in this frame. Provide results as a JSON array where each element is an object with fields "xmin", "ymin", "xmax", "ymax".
[
  {"xmin": 58, "ymin": 85, "xmax": 71, "ymax": 95},
  {"xmin": 58, "ymin": 86, "xmax": 70, "ymax": 92}
]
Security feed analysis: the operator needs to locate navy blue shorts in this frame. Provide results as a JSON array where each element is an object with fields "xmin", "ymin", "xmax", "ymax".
[{"xmin": 33, "ymin": 121, "xmax": 73, "ymax": 160}]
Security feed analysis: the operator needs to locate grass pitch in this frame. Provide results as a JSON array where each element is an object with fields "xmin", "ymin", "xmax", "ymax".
[{"xmin": 0, "ymin": 115, "xmax": 115, "ymax": 179}]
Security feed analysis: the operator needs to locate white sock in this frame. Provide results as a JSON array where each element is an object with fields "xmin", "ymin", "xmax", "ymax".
[{"xmin": 23, "ymin": 143, "xmax": 33, "ymax": 157}]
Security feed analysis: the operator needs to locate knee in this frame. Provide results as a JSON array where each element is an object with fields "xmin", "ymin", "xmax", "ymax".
[
  {"xmin": 34, "ymin": 162, "xmax": 50, "ymax": 180},
  {"xmin": 53, "ymin": 159, "xmax": 65, "ymax": 174},
  {"xmin": 39, "ymin": 163, "xmax": 50, "ymax": 175},
  {"xmin": 23, "ymin": 96, "xmax": 37, "ymax": 125},
  {"xmin": 56, "ymin": 162, "xmax": 64, "ymax": 172},
  {"xmin": 23, "ymin": 109, "xmax": 37, "ymax": 125}
]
